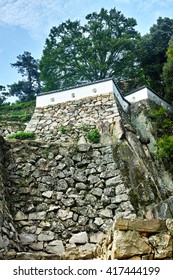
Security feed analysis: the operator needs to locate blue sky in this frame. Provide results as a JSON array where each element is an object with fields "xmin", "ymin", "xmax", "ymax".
[{"xmin": 0, "ymin": 0, "xmax": 173, "ymax": 91}]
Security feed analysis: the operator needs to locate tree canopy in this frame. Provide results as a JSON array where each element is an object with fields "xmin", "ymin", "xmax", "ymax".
[
  {"xmin": 162, "ymin": 36, "xmax": 173, "ymax": 103},
  {"xmin": 8, "ymin": 52, "xmax": 41, "ymax": 102},
  {"xmin": 0, "ymin": 85, "xmax": 6, "ymax": 105},
  {"xmin": 39, "ymin": 8, "xmax": 140, "ymax": 92},
  {"xmin": 1, "ymin": 8, "xmax": 173, "ymax": 104},
  {"xmin": 139, "ymin": 17, "xmax": 173, "ymax": 95}
]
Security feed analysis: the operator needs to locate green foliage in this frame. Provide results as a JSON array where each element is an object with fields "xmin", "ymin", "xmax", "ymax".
[
  {"xmin": 7, "ymin": 51, "xmax": 41, "ymax": 102},
  {"xmin": 150, "ymin": 106, "xmax": 173, "ymax": 164},
  {"xmin": 87, "ymin": 128, "xmax": 101, "ymax": 143},
  {"xmin": 162, "ymin": 36, "xmax": 173, "ymax": 103},
  {"xmin": 39, "ymin": 7, "xmax": 140, "ymax": 92},
  {"xmin": 139, "ymin": 17, "xmax": 173, "ymax": 95},
  {"xmin": 149, "ymin": 107, "xmax": 173, "ymax": 137},
  {"xmin": 156, "ymin": 135, "xmax": 173, "ymax": 160},
  {"xmin": 58, "ymin": 125, "xmax": 71, "ymax": 134},
  {"xmin": 0, "ymin": 100, "xmax": 35, "ymax": 122},
  {"xmin": 81, "ymin": 123, "xmax": 90, "ymax": 132},
  {"xmin": 7, "ymin": 131, "xmax": 35, "ymax": 140}
]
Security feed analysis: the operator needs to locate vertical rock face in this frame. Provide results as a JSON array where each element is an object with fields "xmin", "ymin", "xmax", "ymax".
[{"xmin": 0, "ymin": 136, "xmax": 20, "ymax": 259}]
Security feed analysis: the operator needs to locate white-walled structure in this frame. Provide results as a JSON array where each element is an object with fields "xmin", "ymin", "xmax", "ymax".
[
  {"xmin": 37, "ymin": 79, "xmax": 113, "ymax": 107},
  {"xmin": 36, "ymin": 79, "xmax": 130, "ymax": 112},
  {"xmin": 125, "ymin": 86, "xmax": 173, "ymax": 111},
  {"xmin": 36, "ymin": 79, "xmax": 173, "ymax": 112}
]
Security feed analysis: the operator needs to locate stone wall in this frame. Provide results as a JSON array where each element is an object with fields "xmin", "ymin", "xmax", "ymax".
[
  {"xmin": 25, "ymin": 92, "xmax": 123, "ymax": 142},
  {"xmin": 5, "ymin": 140, "xmax": 136, "ymax": 256},
  {"xmin": 0, "ymin": 136, "xmax": 20, "ymax": 259},
  {"xmin": 95, "ymin": 218, "xmax": 173, "ymax": 260},
  {"xmin": 0, "ymin": 121, "xmax": 26, "ymax": 138}
]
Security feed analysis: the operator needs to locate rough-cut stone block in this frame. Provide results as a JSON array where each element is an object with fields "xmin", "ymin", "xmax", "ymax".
[
  {"xmin": 69, "ymin": 232, "xmax": 88, "ymax": 244},
  {"xmin": 19, "ymin": 233, "xmax": 37, "ymax": 245},
  {"xmin": 115, "ymin": 218, "xmax": 167, "ymax": 232},
  {"xmin": 14, "ymin": 211, "xmax": 28, "ymax": 221},
  {"xmin": 106, "ymin": 177, "xmax": 121, "ymax": 187},
  {"xmin": 166, "ymin": 219, "xmax": 173, "ymax": 236},
  {"xmin": 46, "ymin": 240, "xmax": 65, "ymax": 254},
  {"xmin": 29, "ymin": 211, "xmax": 46, "ymax": 220},
  {"xmin": 38, "ymin": 231, "xmax": 54, "ymax": 241},
  {"xmin": 78, "ymin": 144, "xmax": 91, "ymax": 152},
  {"xmin": 112, "ymin": 230, "xmax": 151, "ymax": 259},
  {"xmin": 30, "ymin": 242, "xmax": 44, "ymax": 251},
  {"xmin": 149, "ymin": 233, "xmax": 172, "ymax": 259},
  {"xmin": 0, "ymin": 235, "xmax": 5, "ymax": 249},
  {"xmin": 90, "ymin": 232, "xmax": 105, "ymax": 243},
  {"xmin": 58, "ymin": 209, "xmax": 73, "ymax": 220},
  {"xmin": 42, "ymin": 191, "xmax": 53, "ymax": 198},
  {"xmin": 99, "ymin": 209, "xmax": 113, "ymax": 218}
]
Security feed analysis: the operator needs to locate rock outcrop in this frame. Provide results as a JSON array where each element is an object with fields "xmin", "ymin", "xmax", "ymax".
[{"xmin": 95, "ymin": 218, "xmax": 173, "ymax": 260}]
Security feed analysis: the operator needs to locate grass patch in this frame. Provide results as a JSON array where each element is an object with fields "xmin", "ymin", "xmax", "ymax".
[
  {"xmin": 7, "ymin": 131, "xmax": 36, "ymax": 140},
  {"xmin": 87, "ymin": 128, "xmax": 101, "ymax": 143}
]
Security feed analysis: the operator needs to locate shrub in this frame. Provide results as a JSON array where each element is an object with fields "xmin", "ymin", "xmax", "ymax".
[
  {"xmin": 87, "ymin": 128, "xmax": 101, "ymax": 143},
  {"xmin": 8, "ymin": 131, "xmax": 35, "ymax": 140},
  {"xmin": 149, "ymin": 106, "xmax": 173, "ymax": 136},
  {"xmin": 156, "ymin": 135, "xmax": 173, "ymax": 160}
]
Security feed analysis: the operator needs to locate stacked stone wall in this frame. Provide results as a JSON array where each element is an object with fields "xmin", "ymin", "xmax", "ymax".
[
  {"xmin": 25, "ymin": 92, "xmax": 123, "ymax": 142},
  {"xmin": 0, "ymin": 121, "xmax": 26, "ymax": 138},
  {"xmin": 5, "ymin": 140, "xmax": 136, "ymax": 256},
  {"xmin": 0, "ymin": 136, "xmax": 20, "ymax": 259}
]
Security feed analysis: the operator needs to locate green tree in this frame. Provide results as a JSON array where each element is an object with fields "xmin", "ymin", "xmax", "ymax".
[
  {"xmin": 0, "ymin": 85, "xmax": 7, "ymax": 105},
  {"xmin": 162, "ymin": 36, "xmax": 173, "ymax": 103},
  {"xmin": 40, "ymin": 8, "xmax": 140, "ymax": 92},
  {"xmin": 139, "ymin": 17, "xmax": 173, "ymax": 95},
  {"xmin": 8, "ymin": 52, "xmax": 41, "ymax": 102}
]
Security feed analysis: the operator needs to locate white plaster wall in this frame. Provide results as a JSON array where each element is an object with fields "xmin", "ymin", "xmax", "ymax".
[
  {"xmin": 147, "ymin": 89, "xmax": 173, "ymax": 111},
  {"xmin": 112, "ymin": 82, "xmax": 130, "ymax": 112},
  {"xmin": 36, "ymin": 80, "xmax": 114, "ymax": 108},
  {"xmin": 125, "ymin": 88, "xmax": 148, "ymax": 103},
  {"xmin": 125, "ymin": 87, "xmax": 173, "ymax": 111}
]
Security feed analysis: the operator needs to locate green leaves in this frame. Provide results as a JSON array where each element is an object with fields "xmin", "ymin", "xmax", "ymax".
[
  {"xmin": 156, "ymin": 135, "xmax": 173, "ymax": 160},
  {"xmin": 8, "ymin": 52, "xmax": 41, "ymax": 102},
  {"xmin": 39, "ymin": 8, "xmax": 140, "ymax": 92},
  {"xmin": 162, "ymin": 36, "xmax": 173, "ymax": 103},
  {"xmin": 139, "ymin": 17, "xmax": 173, "ymax": 95}
]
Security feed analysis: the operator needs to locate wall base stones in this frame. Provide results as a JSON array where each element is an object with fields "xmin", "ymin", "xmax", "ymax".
[{"xmin": 94, "ymin": 218, "xmax": 173, "ymax": 260}]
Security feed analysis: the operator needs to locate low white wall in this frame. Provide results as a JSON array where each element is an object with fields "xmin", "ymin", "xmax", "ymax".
[
  {"xmin": 147, "ymin": 89, "xmax": 173, "ymax": 111},
  {"xmin": 125, "ymin": 88, "xmax": 148, "ymax": 103},
  {"xmin": 112, "ymin": 82, "xmax": 130, "ymax": 112},
  {"xmin": 36, "ymin": 79, "xmax": 114, "ymax": 108},
  {"xmin": 125, "ymin": 87, "xmax": 173, "ymax": 112}
]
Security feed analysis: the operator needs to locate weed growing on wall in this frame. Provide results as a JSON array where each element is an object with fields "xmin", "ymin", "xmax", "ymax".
[
  {"xmin": 58, "ymin": 125, "xmax": 71, "ymax": 134},
  {"xmin": 81, "ymin": 123, "xmax": 90, "ymax": 132},
  {"xmin": 87, "ymin": 128, "xmax": 101, "ymax": 143},
  {"xmin": 8, "ymin": 131, "xmax": 35, "ymax": 140}
]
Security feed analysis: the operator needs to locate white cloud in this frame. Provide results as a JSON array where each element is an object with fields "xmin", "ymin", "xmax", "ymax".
[
  {"xmin": 115, "ymin": 0, "xmax": 173, "ymax": 10},
  {"xmin": 0, "ymin": 0, "xmax": 93, "ymax": 38},
  {"xmin": 0, "ymin": 0, "xmax": 172, "ymax": 39}
]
